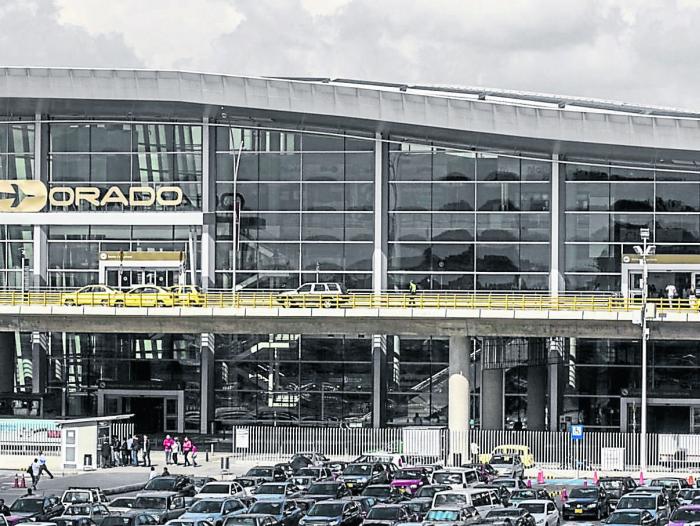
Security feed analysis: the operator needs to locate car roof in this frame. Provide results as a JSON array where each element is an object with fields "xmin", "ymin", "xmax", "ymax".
[
  {"xmin": 677, "ymin": 505, "xmax": 700, "ymax": 510},
  {"xmin": 516, "ymin": 500, "xmax": 551, "ymax": 505},
  {"xmin": 435, "ymin": 467, "xmax": 472, "ymax": 472},
  {"xmin": 194, "ymin": 497, "xmax": 231, "ymax": 502},
  {"xmin": 429, "ymin": 506, "xmax": 466, "ymax": 511},
  {"xmin": 136, "ymin": 492, "xmax": 178, "ymax": 497}
]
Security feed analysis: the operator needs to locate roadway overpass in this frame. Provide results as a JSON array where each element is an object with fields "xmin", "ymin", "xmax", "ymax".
[{"xmin": 0, "ymin": 291, "xmax": 698, "ymax": 338}]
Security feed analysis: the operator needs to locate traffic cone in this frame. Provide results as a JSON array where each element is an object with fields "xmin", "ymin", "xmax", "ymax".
[
  {"xmin": 20, "ymin": 474, "xmax": 26, "ymax": 488},
  {"xmin": 639, "ymin": 471, "xmax": 645, "ymax": 486},
  {"xmin": 527, "ymin": 479, "xmax": 532, "ymax": 488},
  {"xmin": 594, "ymin": 470, "xmax": 599, "ymax": 485},
  {"xmin": 537, "ymin": 469, "xmax": 545, "ymax": 484},
  {"xmin": 13, "ymin": 474, "xmax": 18, "ymax": 488}
]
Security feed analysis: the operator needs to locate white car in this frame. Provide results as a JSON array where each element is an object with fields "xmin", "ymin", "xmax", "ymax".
[
  {"xmin": 276, "ymin": 283, "xmax": 348, "ymax": 307},
  {"xmin": 431, "ymin": 468, "xmax": 480, "ymax": 490},
  {"xmin": 517, "ymin": 500, "xmax": 560, "ymax": 526},
  {"xmin": 106, "ymin": 496, "xmax": 136, "ymax": 514},
  {"xmin": 196, "ymin": 482, "xmax": 247, "ymax": 500},
  {"xmin": 431, "ymin": 489, "xmax": 502, "ymax": 514}
]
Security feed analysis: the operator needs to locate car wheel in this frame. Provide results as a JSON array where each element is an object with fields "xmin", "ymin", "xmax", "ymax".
[
  {"xmin": 322, "ymin": 299, "xmax": 332, "ymax": 308},
  {"xmin": 157, "ymin": 300, "xmax": 166, "ymax": 307},
  {"xmin": 100, "ymin": 299, "xmax": 109, "ymax": 306},
  {"xmin": 114, "ymin": 300, "xmax": 124, "ymax": 307},
  {"xmin": 64, "ymin": 299, "xmax": 75, "ymax": 306}
]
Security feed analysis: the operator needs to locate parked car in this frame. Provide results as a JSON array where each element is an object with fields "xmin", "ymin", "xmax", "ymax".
[
  {"xmin": 102, "ymin": 513, "xmax": 159, "ymax": 526},
  {"xmin": 432, "ymin": 489, "xmax": 502, "ymax": 515},
  {"xmin": 422, "ymin": 506, "xmax": 481, "ymax": 526},
  {"xmin": 483, "ymin": 508, "xmax": 536, "ymax": 526},
  {"xmin": 245, "ymin": 466, "xmax": 288, "ymax": 483},
  {"xmin": 431, "ymin": 469, "xmax": 480, "ymax": 490},
  {"xmin": 515, "ymin": 501, "xmax": 559, "ymax": 526},
  {"xmin": 62, "ymin": 488, "xmax": 109, "ymax": 505},
  {"xmin": 61, "ymin": 285, "xmax": 123, "ymax": 307},
  {"xmin": 298, "ymin": 500, "xmax": 362, "ymax": 526},
  {"xmin": 616, "ymin": 493, "xmax": 670, "ymax": 526},
  {"xmin": 222, "ymin": 515, "xmax": 278, "ymax": 526},
  {"xmin": 363, "ymin": 504, "xmax": 414, "ymax": 526},
  {"xmin": 604, "ymin": 510, "xmax": 657, "ymax": 526},
  {"xmin": 54, "ymin": 519, "xmax": 98, "ymax": 526},
  {"xmin": 562, "ymin": 487, "xmax": 611, "ymax": 520},
  {"xmin": 488, "ymin": 455, "xmax": 524, "ymax": 480},
  {"xmin": 193, "ymin": 478, "xmax": 219, "ymax": 493},
  {"xmin": 169, "ymin": 285, "xmax": 205, "ymax": 307},
  {"xmin": 296, "ymin": 467, "xmax": 334, "ymax": 481},
  {"xmin": 668, "ymin": 505, "xmax": 700, "ymax": 526},
  {"xmin": 678, "ymin": 489, "xmax": 700, "ymax": 507},
  {"xmin": 390, "ymin": 468, "xmax": 430, "ymax": 496},
  {"xmin": 507, "ymin": 489, "xmax": 553, "ymax": 507},
  {"xmin": 166, "ymin": 521, "xmax": 215, "ymax": 526},
  {"xmin": 290, "ymin": 476, "xmax": 317, "ymax": 493},
  {"xmin": 479, "ymin": 446, "xmax": 534, "ymax": 469},
  {"xmin": 413, "ymin": 485, "xmax": 452, "ymax": 499},
  {"xmin": 305, "ymin": 481, "xmax": 351, "ymax": 502},
  {"xmin": 489, "ymin": 478, "xmax": 528, "ymax": 495},
  {"xmin": 122, "ymin": 285, "xmax": 175, "ymax": 307},
  {"xmin": 461, "ymin": 464, "xmax": 498, "ymax": 484},
  {"xmin": 197, "ymin": 482, "xmax": 247, "ymax": 500},
  {"xmin": 404, "ymin": 498, "xmax": 432, "ymax": 521},
  {"xmin": 361, "ymin": 485, "xmax": 406, "ymax": 504},
  {"xmin": 253, "ymin": 483, "xmax": 301, "ymax": 503},
  {"xmin": 341, "ymin": 463, "xmax": 391, "ymax": 493},
  {"xmin": 248, "ymin": 500, "xmax": 304, "ymax": 526},
  {"xmin": 180, "ymin": 498, "xmax": 248, "ymax": 526},
  {"xmin": 131, "ymin": 492, "xmax": 187, "ymax": 524},
  {"xmin": 339, "ymin": 496, "xmax": 377, "ymax": 519},
  {"xmin": 276, "ymin": 283, "xmax": 348, "ymax": 308},
  {"xmin": 107, "ymin": 497, "xmax": 137, "ymax": 514},
  {"xmin": 600, "ymin": 478, "xmax": 638, "ymax": 509},
  {"xmin": 9, "ymin": 495, "xmax": 64, "ymax": 522},
  {"xmin": 60, "ymin": 503, "xmax": 113, "ymax": 526},
  {"xmin": 144, "ymin": 476, "xmax": 196, "ymax": 497}
]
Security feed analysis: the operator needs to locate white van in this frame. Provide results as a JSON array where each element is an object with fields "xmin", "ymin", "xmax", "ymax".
[
  {"xmin": 431, "ymin": 468, "xmax": 480, "ymax": 490},
  {"xmin": 431, "ymin": 488, "xmax": 502, "ymax": 514}
]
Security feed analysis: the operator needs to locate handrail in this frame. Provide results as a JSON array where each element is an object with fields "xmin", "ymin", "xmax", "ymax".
[{"xmin": 0, "ymin": 288, "xmax": 694, "ymax": 312}]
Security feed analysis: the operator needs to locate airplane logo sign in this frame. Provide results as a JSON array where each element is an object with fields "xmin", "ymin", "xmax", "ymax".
[{"xmin": 0, "ymin": 180, "xmax": 47, "ymax": 212}]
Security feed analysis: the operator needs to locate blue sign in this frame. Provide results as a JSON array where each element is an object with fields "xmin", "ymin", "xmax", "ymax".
[{"xmin": 571, "ymin": 424, "xmax": 584, "ymax": 441}]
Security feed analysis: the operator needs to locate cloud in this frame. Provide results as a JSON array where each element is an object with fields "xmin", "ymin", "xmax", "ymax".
[{"xmin": 4, "ymin": 0, "xmax": 700, "ymax": 110}]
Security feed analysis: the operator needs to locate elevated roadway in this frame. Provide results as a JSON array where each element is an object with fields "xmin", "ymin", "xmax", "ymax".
[{"xmin": 0, "ymin": 290, "xmax": 698, "ymax": 338}]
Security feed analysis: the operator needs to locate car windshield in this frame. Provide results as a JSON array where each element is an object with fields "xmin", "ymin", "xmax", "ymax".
[
  {"xmin": 225, "ymin": 519, "xmax": 258, "ymax": 526},
  {"xmin": 607, "ymin": 512, "xmax": 643, "ymax": 524},
  {"xmin": 618, "ymin": 497, "xmax": 656, "ymax": 510},
  {"xmin": 102, "ymin": 518, "xmax": 131, "ymax": 526},
  {"xmin": 671, "ymin": 509, "xmax": 700, "ymax": 522},
  {"xmin": 109, "ymin": 499, "xmax": 134, "ymax": 508},
  {"xmin": 308, "ymin": 484, "xmax": 337, "ymax": 495},
  {"xmin": 492, "ymin": 480, "xmax": 515, "ymax": 488},
  {"xmin": 247, "ymin": 469, "xmax": 272, "ymax": 477},
  {"xmin": 680, "ymin": 490, "xmax": 700, "ymax": 499},
  {"xmin": 407, "ymin": 502, "xmax": 430, "ymax": 512},
  {"xmin": 416, "ymin": 487, "xmax": 442, "ymax": 498},
  {"xmin": 257, "ymin": 485, "xmax": 286, "ymax": 495},
  {"xmin": 146, "ymin": 478, "xmax": 177, "ymax": 491},
  {"xmin": 651, "ymin": 480, "xmax": 677, "ymax": 488},
  {"xmin": 363, "ymin": 487, "xmax": 390, "ymax": 497},
  {"xmin": 434, "ymin": 494, "xmax": 466, "ymax": 506},
  {"xmin": 368, "ymin": 508, "xmax": 401, "ymax": 520},
  {"xmin": 518, "ymin": 504, "xmax": 545, "ymax": 514},
  {"xmin": 491, "ymin": 456, "xmax": 513, "ymax": 465},
  {"xmin": 395, "ymin": 469, "xmax": 423, "ymax": 480},
  {"xmin": 297, "ymin": 468, "xmax": 319, "ymax": 476},
  {"xmin": 602, "ymin": 481, "xmax": 623, "ymax": 490},
  {"xmin": 511, "ymin": 491, "xmax": 537, "ymax": 500},
  {"xmin": 201, "ymin": 484, "xmax": 231, "ymax": 494},
  {"xmin": 308, "ymin": 503, "xmax": 344, "ymax": 517},
  {"xmin": 570, "ymin": 488, "xmax": 599, "ymax": 498},
  {"xmin": 63, "ymin": 492, "xmax": 91, "ymax": 504},
  {"xmin": 433, "ymin": 473, "xmax": 463, "ymax": 484},
  {"xmin": 10, "ymin": 499, "xmax": 44, "ymax": 512},
  {"xmin": 487, "ymin": 510, "xmax": 521, "ymax": 518},
  {"xmin": 190, "ymin": 501, "xmax": 223, "ymax": 514},
  {"xmin": 425, "ymin": 510, "xmax": 459, "ymax": 521},
  {"xmin": 344, "ymin": 465, "xmax": 372, "ymax": 475},
  {"xmin": 66, "ymin": 505, "xmax": 91, "ymax": 515},
  {"xmin": 250, "ymin": 502, "xmax": 282, "ymax": 515},
  {"xmin": 134, "ymin": 497, "xmax": 167, "ymax": 510}
]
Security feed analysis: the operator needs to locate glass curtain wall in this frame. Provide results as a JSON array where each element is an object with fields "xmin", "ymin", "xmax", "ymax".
[
  {"xmin": 214, "ymin": 128, "xmax": 375, "ymax": 290},
  {"xmin": 387, "ymin": 142, "xmax": 551, "ymax": 291}
]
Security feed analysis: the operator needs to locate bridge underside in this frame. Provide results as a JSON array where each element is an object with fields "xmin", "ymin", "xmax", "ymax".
[{"xmin": 0, "ymin": 305, "xmax": 696, "ymax": 339}]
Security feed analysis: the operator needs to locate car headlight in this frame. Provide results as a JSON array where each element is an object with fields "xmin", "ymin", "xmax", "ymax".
[
  {"xmin": 586, "ymin": 504, "xmax": 597, "ymax": 509},
  {"xmin": 410, "ymin": 484, "xmax": 418, "ymax": 489},
  {"xmin": 207, "ymin": 517, "xmax": 216, "ymax": 522},
  {"xmin": 358, "ymin": 478, "xmax": 368, "ymax": 483}
]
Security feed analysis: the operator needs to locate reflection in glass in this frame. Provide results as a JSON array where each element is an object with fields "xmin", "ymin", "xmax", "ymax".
[{"xmin": 477, "ymin": 183, "xmax": 520, "ymax": 211}]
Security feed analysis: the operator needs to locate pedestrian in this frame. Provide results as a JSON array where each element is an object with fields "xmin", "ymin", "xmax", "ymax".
[
  {"xmin": 121, "ymin": 439, "xmax": 129, "ymax": 466},
  {"xmin": 142, "ymin": 435, "xmax": 151, "ymax": 467},
  {"xmin": 149, "ymin": 466, "xmax": 157, "ymax": 480},
  {"xmin": 191, "ymin": 443, "xmax": 198, "ymax": 467},
  {"xmin": 38, "ymin": 450, "xmax": 54, "ymax": 479},
  {"xmin": 112, "ymin": 437, "xmax": 121, "ymax": 466},
  {"xmin": 28, "ymin": 458, "xmax": 41, "ymax": 489},
  {"xmin": 666, "ymin": 283, "xmax": 677, "ymax": 304},
  {"xmin": 182, "ymin": 436, "xmax": 192, "ymax": 467},
  {"xmin": 100, "ymin": 440, "xmax": 111, "ymax": 468},
  {"xmin": 162, "ymin": 467, "xmax": 170, "ymax": 476},
  {"xmin": 163, "ymin": 434, "xmax": 173, "ymax": 465},
  {"xmin": 172, "ymin": 437, "xmax": 180, "ymax": 465},
  {"xmin": 0, "ymin": 499, "xmax": 11, "ymax": 516},
  {"xmin": 408, "ymin": 280, "xmax": 417, "ymax": 305},
  {"xmin": 131, "ymin": 435, "xmax": 140, "ymax": 466}
]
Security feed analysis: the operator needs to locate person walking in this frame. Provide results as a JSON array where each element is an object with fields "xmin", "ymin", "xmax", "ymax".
[
  {"xmin": 163, "ymin": 435, "xmax": 173, "ymax": 465},
  {"xmin": 100, "ymin": 440, "xmax": 111, "ymax": 468},
  {"xmin": 148, "ymin": 466, "xmax": 157, "ymax": 480},
  {"xmin": 171, "ymin": 437, "xmax": 180, "ymax": 465},
  {"xmin": 142, "ymin": 435, "xmax": 151, "ymax": 467},
  {"xmin": 38, "ymin": 450, "xmax": 54, "ymax": 479},
  {"xmin": 120, "ymin": 438, "xmax": 129, "ymax": 466},
  {"xmin": 131, "ymin": 435, "xmax": 140, "ymax": 466},
  {"xmin": 408, "ymin": 280, "xmax": 417, "ymax": 305},
  {"xmin": 182, "ymin": 436, "xmax": 192, "ymax": 467},
  {"xmin": 112, "ymin": 437, "xmax": 121, "ymax": 466},
  {"xmin": 191, "ymin": 443, "xmax": 199, "ymax": 467},
  {"xmin": 28, "ymin": 458, "xmax": 41, "ymax": 489}
]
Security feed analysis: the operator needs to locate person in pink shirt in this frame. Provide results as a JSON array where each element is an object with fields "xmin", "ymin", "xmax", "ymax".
[
  {"xmin": 162, "ymin": 435, "xmax": 174, "ymax": 465},
  {"xmin": 191, "ymin": 444, "xmax": 199, "ymax": 467},
  {"xmin": 182, "ymin": 436, "xmax": 193, "ymax": 467}
]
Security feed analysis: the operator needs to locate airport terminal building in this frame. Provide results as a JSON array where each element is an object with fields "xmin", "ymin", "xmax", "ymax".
[{"xmin": 2, "ymin": 67, "xmax": 700, "ymax": 435}]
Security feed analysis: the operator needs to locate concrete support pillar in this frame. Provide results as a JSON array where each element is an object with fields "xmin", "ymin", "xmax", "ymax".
[
  {"xmin": 372, "ymin": 335, "xmax": 387, "ymax": 428},
  {"xmin": 481, "ymin": 369, "xmax": 504, "ymax": 430},
  {"xmin": 200, "ymin": 333, "xmax": 215, "ymax": 434},
  {"xmin": 200, "ymin": 117, "xmax": 215, "ymax": 291},
  {"xmin": 527, "ymin": 365, "xmax": 547, "ymax": 430},
  {"xmin": 0, "ymin": 332, "xmax": 14, "ymax": 393},
  {"xmin": 33, "ymin": 114, "xmax": 48, "ymax": 288},
  {"xmin": 550, "ymin": 153, "xmax": 564, "ymax": 295},
  {"xmin": 31, "ymin": 332, "xmax": 47, "ymax": 395},
  {"xmin": 448, "ymin": 335, "xmax": 470, "ymax": 432},
  {"xmin": 548, "ymin": 337, "xmax": 564, "ymax": 431}
]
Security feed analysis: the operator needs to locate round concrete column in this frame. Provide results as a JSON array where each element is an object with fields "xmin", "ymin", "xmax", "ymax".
[
  {"xmin": 0, "ymin": 332, "xmax": 15, "ymax": 393},
  {"xmin": 527, "ymin": 365, "xmax": 547, "ymax": 430},
  {"xmin": 448, "ymin": 335, "xmax": 470, "ymax": 432},
  {"xmin": 481, "ymin": 368, "xmax": 504, "ymax": 429}
]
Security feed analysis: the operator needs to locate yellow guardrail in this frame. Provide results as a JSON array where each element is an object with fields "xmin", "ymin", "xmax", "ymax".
[{"xmin": 0, "ymin": 289, "xmax": 694, "ymax": 312}]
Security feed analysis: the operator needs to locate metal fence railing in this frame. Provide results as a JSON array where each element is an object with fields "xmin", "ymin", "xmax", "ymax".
[
  {"xmin": 0, "ymin": 288, "xmax": 695, "ymax": 312},
  {"xmin": 230, "ymin": 426, "xmax": 700, "ymax": 473},
  {"xmin": 0, "ymin": 419, "xmax": 61, "ymax": 457}
]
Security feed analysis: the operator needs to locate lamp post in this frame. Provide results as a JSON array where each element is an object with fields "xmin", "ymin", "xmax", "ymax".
[{"xmin": 633, "ymin": 227, "xmax": 655, "ymax": 476}]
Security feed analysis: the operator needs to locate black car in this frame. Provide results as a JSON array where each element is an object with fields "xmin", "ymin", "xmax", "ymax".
[
  {"xmin": 340, "ymin": 496, "xmax": 378, "ymax": 519},
  {"xmin": 54, "ymin": 519, "xmax": 98, "ymax": 526},
  {"xmin": 9, "ymin": 495, "xmax": 65, "ymax": 521},
  {"xmin": 102, "ymin": 513, "xmax": 159, "ymax": 526},
  {"xmin": 361, "ymin": 485, "xmax": 406, "ymax": 504},
  {"xmin": 600, "ymin": 478, "xmax": 638, "ymax": 509},
  {"xmin": 604, "ymin": 510, "xmax": 656, "ymax": 526},
  {"xmin": 363, "ymin": 504, "xmax": 414, "ymax": 526},
  {"xmin": 404, "ymin": 498, "xmax": 432, "ymax": 521},
  {"xmin": 483, "ymin": 508, "xmax": 537, "ymax": 526},
  {"xmin": 562, "ymin": 486, "xmax": 611, "ymax": 520},
  {"xmin": 224, "ymin": 514, "xmax": 280, "ymax": 526},
  {"xmin": 246, "ymin": 466, "xmax": 288, "ymax": 483},
  {"xmin": 413, "ymin": 485, "xmax": 452, "ymax": 499},
  {"xmin": 324, "ymin": 462, "xmax": 347, "ymax": 479},
  {"xmin": 341, "ymin": 463, "xmax": 390, "ymax": 493},
  {"xmin": 143, "ymin": 476, "xmax": 196, "ymax": 497},
  {"xmin": 305, "ymin": 481, "xmax": 351, "ymax": 502},
  {"xmin": 299, "ymin": 500, "xmax": 363, "ymax": 526}
]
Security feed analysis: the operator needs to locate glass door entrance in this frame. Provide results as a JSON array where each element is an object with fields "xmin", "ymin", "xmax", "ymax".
[
  {"xmin": 100, "ymin": 390, "xmax": 183, "ymax": 434},
  {"xmin": 106, "ymin": 269, "xmax": 178, "ymax": 289}
]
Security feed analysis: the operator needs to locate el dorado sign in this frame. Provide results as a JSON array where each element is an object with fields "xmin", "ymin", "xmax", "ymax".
[{"xmin": 0, "ymin": 181, "xmax": 183, "ymax": 212}]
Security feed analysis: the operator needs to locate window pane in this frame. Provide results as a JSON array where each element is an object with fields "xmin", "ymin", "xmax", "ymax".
[
  {"xmin": 134, "ymin": 124, "xmax": 173, "ymax": 152},
  {"xmin": 565, "ymin": 244, "xmax": 619, "ymax": 272},
  {"xmin": 432, "ymin": 214, "xmax": 474, "ymax": 241},
  {"xmin": 258, "ymin": 183, "xmax": 300, "ymax": 211},
  {"xmin": 656, "ymin": 183, "xmax": 700, "ymax": 212},
  {"xmin": 345, "ymin": 152, "xmax": 373, "ymax": 181},
  {"xmin": 91, "ymin": 154, "xmax": 131, "ymax": 182},
  {"xmin": 303, "ymin": 184, "xmax": 344, "ymax": 211},
  {"xmin": 431, "ymin": 244, "xmax": 474, "ymax": 271},
  {"xmin": 610, "ymin": 183, "xmax": 653, "ymax": 211},
  {"xmin": 565, "ymin": 274, "xmax": 620, "ymax": 292},
  {"xmin": 345, "ymin": 184, "xmax": 373, "ymax": 211},
  {"xmin": 50, "ymin": 155, "xmax": 90, "ymax": 182},
  {"xmin": 51, "ymin": 124, "xmax": 90, "ymax": 152},
  {"xmin": 390, "ymin": 214, "xmax": 431, "ymax": 241},
  {"xmin": 257, "ymin": 213, "xmax": 300, "ymax": 241},
  {"xmin": 611, "ymin": 214, "xmax": 653, "ymax": 242},
  {"xmin": 302, "ymin": 133, "xmax": 343, "ymax": 151},
  {"xmin": 565, "ymin": 214, "xmax": 610, "ymax": 242},
  {"xmin": 566, "ymin": 183, "xmax": 610, "ymax": 211},
  {"xmin": 477, "ymin": 183, "xmax": 520, "ymax": 211},
  {"xmin": 389, "ymin": 183, "xmax": 431, "ymax": 211},
  {"xmin": 656, "ymin": 215, "xmax": 700, "ymax": 243},
  {"xmin": 344, "ymin": 244, "xmax": 373, "ymax": 271},
  {"xmin": 476, "ymin": 245, "xmax": 519, "ymax": 271},
  {"xmin": 388, "ymin": 244, "xmax": 431, "ymax": 271},
  {"xmin": 432, "ymin": 273, "xmax": 474, "ymax": 290},
  {"xmin": 477, "ymin": 214, "xmax": 519, "ymax": 241},
  {"xmin": 303, "ymin": 214, "xmax": 342, "ymax": 241},
  {"xmin": 345, "ymin": 214, "xmax": 373, "ymax": 241},
  {"xmin": 9, "ymin": 124, "xmax": 34, "ymax": 154},
  {"xmin": 239, "ymin": 242, "xmax": 299, "ymax": 271},
  {"xmin": 259, "ymin": 153, "xmax": 300, "ymax": 181},
  {"xmin": 563, "ymin": 163, "xmax": 609, "ymax": 181},
  {"xmin": 432, "ymin": 183, "xmax": 474, "ymax": 211},
  {"xmin": 389, "ymin": 152, "xmax": 431, "ymax": 181},
  {"xmin": 477, "ymin": 155, "xmax": 519, "ymax": 181},
  {"xmin": 520, "ymin": 214, "xmax": 550, "ymax": 241},
  {"xmin": 301, "ymin": 243, "xmax": 343, "ymax": 270},
  {"xmin": 520, "ymin": 244, "xmax": 550, "ymax": 271},
  {"xmin": 610, "ymin": 165, "xmax": 653, "ymax": 181},
  {"xmin": 91, "ymin": 124, "xmax": 131, "ymax": 153},
  {"xmin": 521, "ymin": 159, "xmax": 551, "ymax": 181},
  {"xmin": 521, "ymin": 183, "xmax": 550, "ymax": 211},
  {"xmin": 433, "ymin": 151, "xmax": 474, "ymax": 181},
  {"xmin": 303, "ymin": 153, "xmax": 343, "ymax": 181}
]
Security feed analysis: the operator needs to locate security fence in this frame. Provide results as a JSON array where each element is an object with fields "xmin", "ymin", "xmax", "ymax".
[
  {"xmin": 0, "ymin": 418, "xmax": 61, "ymax": 457},
  {"xmin": 231, "ymin": 426, "xmax": 700, "ymax": 473}
]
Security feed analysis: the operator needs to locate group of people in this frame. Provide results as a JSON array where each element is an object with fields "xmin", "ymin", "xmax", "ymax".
[
  {"xmin": 26, "ymin": 451, "xmax": 54, "ymax": 489},
  {"xmin": 100, "ymin": 434, "xmax": 152, "ymax": 468},
  {"xmin": 162, "ymin": 435, "xmax": 198, "ymax": 467}
]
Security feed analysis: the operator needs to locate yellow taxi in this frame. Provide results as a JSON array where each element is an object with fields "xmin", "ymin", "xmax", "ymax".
[
  {"xmin": 120, "ymin": 284, "xmax": 175, "ymax": 307},
  {"xmin": 61, "ymin": 285, "xmax": 123, "ymax": 306},
  {"xmin": 168, "ymin": 285, "xmax": 205, "ymax": 307},
  {"xmin": 479, "ymin": 444, "xmax": 535, "ymax": 468}
]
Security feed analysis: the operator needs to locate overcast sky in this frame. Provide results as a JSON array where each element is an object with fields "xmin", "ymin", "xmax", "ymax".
[{"xmin": 3, "ymin": 0, "xmax": 699, "ymax": 110}]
